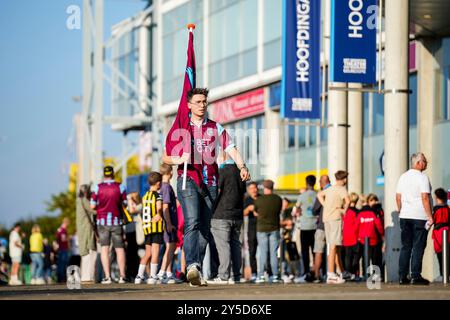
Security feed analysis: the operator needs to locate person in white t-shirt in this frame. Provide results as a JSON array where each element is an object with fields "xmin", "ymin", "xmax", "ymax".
[
  {"xmin": 396, "ymin": 152, "xmax": 433, "ymax": 285},
  {"xmin": 9, "ymin": 223, "xmax": 23, "ymax": 286}
]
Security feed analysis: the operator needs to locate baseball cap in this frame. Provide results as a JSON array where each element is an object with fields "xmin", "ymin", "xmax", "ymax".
[{"xmin": 104, "ymin": 166, "xmax": 114, "ymax": 176}]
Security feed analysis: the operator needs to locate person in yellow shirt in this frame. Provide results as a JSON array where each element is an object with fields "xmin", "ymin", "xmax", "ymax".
[{"xmin": 29, "ymin": 225, "xmax": 45, "ymax": 285}]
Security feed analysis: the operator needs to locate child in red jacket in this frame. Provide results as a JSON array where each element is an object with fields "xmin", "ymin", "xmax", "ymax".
[
  {"xmin": 356, "ymin": 196, "xmax": 384, "ymax": 274},
  {"xmin": 342, "ymin": 193, "xmax": 360, "ymax": 280},
  {"xmin": 368, "ymin": 193, "xmax": 384, "ymax": 277},
  {"xmin": 432, "ymin": 188, "xmax": 450, "ymax": 279}
]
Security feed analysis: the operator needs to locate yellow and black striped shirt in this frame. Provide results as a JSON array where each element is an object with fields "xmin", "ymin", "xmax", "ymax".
[{"xmin": 141, "ymin": 191, "xmax": 164, "ymax": 235}]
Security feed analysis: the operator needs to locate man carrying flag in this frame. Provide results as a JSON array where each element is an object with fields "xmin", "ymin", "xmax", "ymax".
[{"xmin": 163, "ymin": 24, "xmax": 250, "ymax": 287}]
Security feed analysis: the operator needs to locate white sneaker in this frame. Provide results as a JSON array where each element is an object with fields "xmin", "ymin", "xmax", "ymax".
[
  {"xmin": 254, "ymin": 276, "xmax": 266, "ymax": 284},
  {"xmin": 101, "ymin": 277, "xmax": 112, "ymax": 284},
  {"xmin": 147, "ymin": 276, "xmax": 159, "ymax": 285},
  {"xmin": 282, "ymin": 275, "xmax": 292, "ymax": 284},
  {"xmin": 228, "ymin": 278, "xmax": 236, "ymax": 285},
  {"xmin": 36, "ymin": 278, "xmax": 46, "ymax": 285},
  {"xmin": 250, "ymin": 274, "xmax": 257, "ymax": 283},
  {"xmin": 189, "ymin": 275, "xmax": 208, "ymax": 287},
  {"xmin": 270, "ymin": 276, "xmax": 281, "ymax": 284},
  {"xmin": 118, "ymin": 277, "xmax": 126, "ymax": 284},
  {"xmin": 30, "ymin": 278, "xmax": 36, "ymax": 285},
  {"xmin": 206, "ymin": 277, "xmax": 229, "ymax": 285},
  {"xmin": 240, "ymin": 277, "xmax": 248, "ymax": 283},
  {"xmin": 294, "ymin": 276, "xmax": 306, "ymax": 284},
  {"xmin": 134, "ymin": 275, "xmax": 145, "ymax": 284},
  {"xmin": 9, "ymin": 278, "xmax": 23, "ymax": 286},
  {"xmin": 187, "ymin": 266, "xmax": 201, "ymax": 287},
  {"xmin": 327, "ymin": 274, "xmax": 345, "ymax": 284},
  {"xmin": 166, "ymin": 275, "xmax": 183, "ymax": 284}
]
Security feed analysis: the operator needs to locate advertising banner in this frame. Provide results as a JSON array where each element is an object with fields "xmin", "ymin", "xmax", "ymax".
[
  {"xmin": 209, "ymin": 88, "xmax": 265, "ymax": 124},
  {"xmin": 330, "ymin": 0, "xmax": 377, "ymax": 84},
  {"xmin": 281, "ymin": 0, "xmax": 321, "ymax": 119}
]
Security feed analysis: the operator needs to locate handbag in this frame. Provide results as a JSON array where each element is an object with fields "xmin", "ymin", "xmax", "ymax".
[
  {"xmin": 135, "ymin": 214, "xmax": 145, "ymax": 245},
  {"xmin": 120, "ymin": 205, "xmax": 134, "ymax": 225}
]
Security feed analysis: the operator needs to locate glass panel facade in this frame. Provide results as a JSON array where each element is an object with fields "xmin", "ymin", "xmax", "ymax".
[
  {"xmin": 263, "ymin": 0, "xmax": 282, "ymax": 70},
  {"xmin": 298, "ymin": 125, "xmax": 306, "ymax": 148},
  {"xmin": 372, "ymin": 90, "xmax": 384, "ymax": 135},
  {"xmin": 287, "ymin": 124, "xmax": 295, "ymax": 149},
  {"xmin": 111, "ymin": 26, "xmax": 140, "ymax": 117},
  {"xmin": 310, "ymin": 121, "xmax": 318, "ymax": 146},
  {"xmin": 208, "ymin": 0, "xmax": 257, "ymax": 87},
  {"xmin": 162, "ymin": 0, "xmax": 204, "ymax": 104},
  {"xmin": 363, "ymin": 92, "xmax": 370, "ymax": 137},
  {"xmin": 224, "ymin": 115, "xmax": 264, "ymax": 163}
]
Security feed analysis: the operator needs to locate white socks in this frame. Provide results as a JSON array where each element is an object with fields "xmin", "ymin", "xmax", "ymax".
[
  {"xmin": 137, "ymin": 264, "xmax": 146, "ymax": 278},
  {"xmin": 150, "ymin": 263, "xmax": 158, "ymax": 278}
]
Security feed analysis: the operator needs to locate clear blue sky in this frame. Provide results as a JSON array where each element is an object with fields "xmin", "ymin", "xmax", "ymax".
[{"xmin": 0, "ymin": 0, "xmax": 146, "ymax": 228}]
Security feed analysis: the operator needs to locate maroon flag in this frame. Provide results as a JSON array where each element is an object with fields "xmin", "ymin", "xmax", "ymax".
[{"xmin": 165, "ymin": 25, "xmax": 196, "ymax": 188}]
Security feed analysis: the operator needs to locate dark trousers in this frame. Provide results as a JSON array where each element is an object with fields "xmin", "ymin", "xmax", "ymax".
[
  {"xmin": 399, "ymin": 218, "xmax": 428, "ymax": 279},
  {"xmin": 125, "ymin": 231, "xmax": 139, "ymax": 279},
  {"xmin": 344, "ymin": 245, "xmax": 360, "ymax": 275},
  {"xmin": 359, "ymin": 243, "xmax": 381, "ymax": 276},
  {"xmin": 300, "ymin": 230, "xmax": 315, "ymax": 274},
  {"xmin": 57, "ymin": 250, "xmax": 68, "ymax": 283},
  {"xmin": 437, "ymin": 252, "xmax": 443, "ymax": 277},
  {"xmin": 247, "ymin": 218, "xmax": 258, "ymax": 275}
]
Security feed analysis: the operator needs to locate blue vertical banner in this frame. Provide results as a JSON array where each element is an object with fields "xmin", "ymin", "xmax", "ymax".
[
  {"xmin": 281, "ymin": 0, "xmax": 321, "ymax": 119},
  {"xmin": 330, "ymin": 0, "xmax": 377, "ymax": 84}
]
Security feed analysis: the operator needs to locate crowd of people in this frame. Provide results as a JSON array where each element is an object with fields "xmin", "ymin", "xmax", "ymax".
[
  {"xmin": 1, "ymin": 87, "xmax": 449, "ymax": 288},
  {"xmin": 1, "ymin": 218, "xmax": 79, "ymax": 286}
]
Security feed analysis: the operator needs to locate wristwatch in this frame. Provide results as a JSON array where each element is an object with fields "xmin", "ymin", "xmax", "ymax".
[{"xmin": 239, "ymin": 164, "xmax": 248, "ymax": 171}]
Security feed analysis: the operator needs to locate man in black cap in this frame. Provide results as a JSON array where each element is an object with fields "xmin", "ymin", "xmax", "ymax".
[{"xmin": 90, "ymin": 166, "xmax": 128, "ymax": 284}]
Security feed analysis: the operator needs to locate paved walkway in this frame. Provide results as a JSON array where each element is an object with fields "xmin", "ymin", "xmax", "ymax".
[{"xmin": 1, "ymin": 282, "xmax": 450, "ymax": 300}]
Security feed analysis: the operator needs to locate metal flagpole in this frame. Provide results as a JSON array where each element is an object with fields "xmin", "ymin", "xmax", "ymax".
[{"xmin": 182, "ymin": 24, "xmax": 195, "ymax": 191}]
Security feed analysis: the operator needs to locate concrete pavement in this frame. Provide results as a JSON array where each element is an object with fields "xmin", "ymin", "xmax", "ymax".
[{"xmin": 1, "ymin": 282, "xmax": 450, "ymax": 300}]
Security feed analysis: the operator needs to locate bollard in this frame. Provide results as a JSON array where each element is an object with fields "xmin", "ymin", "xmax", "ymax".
[
  {"xmin": 443, "ymin": 229, "xmax": 448, "ymax": 284},
  {"xmin": 280, "ymin": 236, "xmax": 285, "ymax": 279},
  {"xmin": 364, "ymin": 237, "xmax": 370, "ymax": 280}
]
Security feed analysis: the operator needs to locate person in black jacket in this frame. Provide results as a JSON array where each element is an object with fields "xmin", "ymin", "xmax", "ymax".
[{"xmin": 208, "ymin": 155, "xmax": 247, "ymax": 285}]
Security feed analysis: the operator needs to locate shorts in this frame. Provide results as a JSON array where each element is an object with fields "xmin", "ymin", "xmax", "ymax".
[
  {"xmin": 145, "ymin": 233, "xmax": 164, "ymax": 246},
  {"xmin": 324, "ymin": 219, "xmax": 343, "ymax": 246},
  {"xmin": 313, "ymin": 229, "xmax": 326, "ymax": 253},
  {"xmin": 98, "ymin": 225, "xmax": 124, "ymax": 248},
  {"xmin": 11, "ymin": 256, "xmax": 22, "ymax": 264},
  {"xmin": 164, "ymin": 229, "xmax": 178, "ymax": 244}
]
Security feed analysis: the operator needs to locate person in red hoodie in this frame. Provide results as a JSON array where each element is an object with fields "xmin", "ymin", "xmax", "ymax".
[
  {"xmin": 431, "ymin": 188, "xmax": 449, "ymax": 280},
  {"xmin": 342, "ymin": 193, "xmax": 360, "ymax": 280},
  {"xmin": 356, "ymin": 195, "xmax": 384, "ymax": 278},
  {"xmin": 368, "ymin": 193, "xmax": 384, "ymax": 279}
]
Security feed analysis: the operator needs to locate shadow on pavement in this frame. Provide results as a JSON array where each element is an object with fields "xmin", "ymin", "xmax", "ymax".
[{"xmin": 0, "ymin": 287, "xmax": 143, "ymax": 297}]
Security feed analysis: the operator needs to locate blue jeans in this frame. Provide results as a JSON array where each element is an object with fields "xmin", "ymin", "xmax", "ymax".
[
  {"xmin": 177, "ymin": 177, "xmax": 217, "ymax": 271},
  {"xmin": 57, "ymin": 250, "xmax": 69, "ymax": 282},
  {"xmin": 30, "ymin": 253, "xmax": 44, "ymax": 279},
  {"xmin": 399, "ymin": 218, "xmax": 428, "ymax": 279},
  {"xmin": 257, "ymin": 230, "xmax": 280, "ymax": 278}
]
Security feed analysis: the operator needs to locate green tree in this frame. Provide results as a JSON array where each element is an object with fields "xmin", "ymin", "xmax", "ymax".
[{"xmin": 45, "ymin": 190, "xmax": 77, "ymax": 235}]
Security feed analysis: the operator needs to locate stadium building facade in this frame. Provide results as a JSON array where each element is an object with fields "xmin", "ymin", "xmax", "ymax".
[{"xmin": 112, "ymin": 0, "xmax": 450, "ymax": 282}]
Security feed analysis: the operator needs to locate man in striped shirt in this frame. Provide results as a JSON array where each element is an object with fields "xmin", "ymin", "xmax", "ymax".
[
  {"xmin": 90, "ymin": 166, "xmax": 127, "ymax": 284},
  {"xmin": 135, "ymin": 172, "xmax": 164, "ymax": 284}
]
